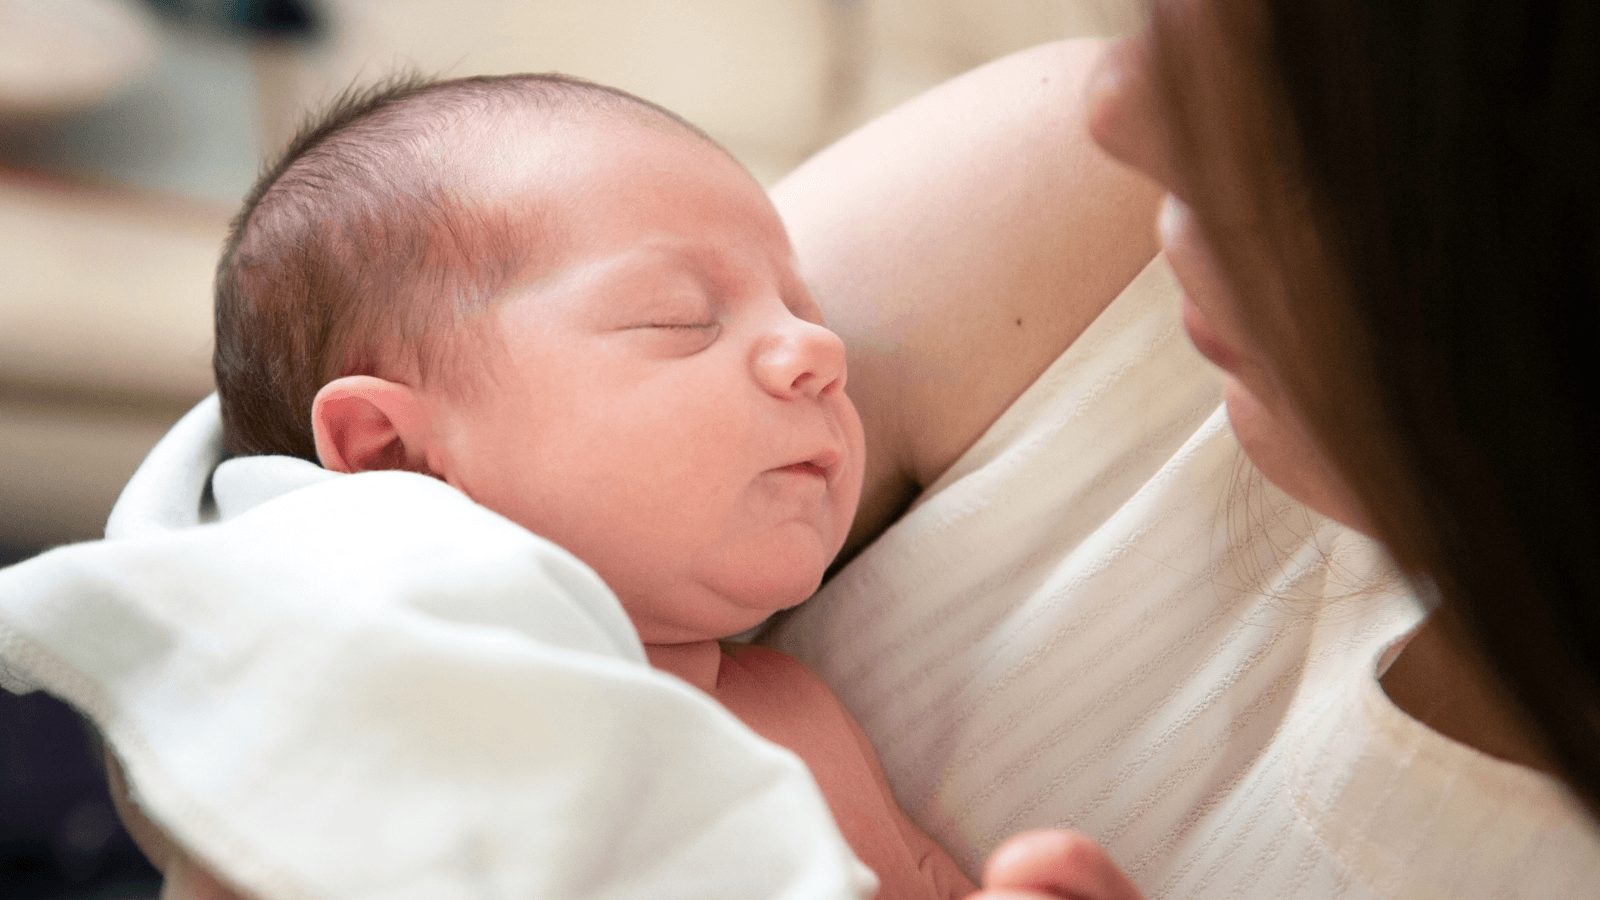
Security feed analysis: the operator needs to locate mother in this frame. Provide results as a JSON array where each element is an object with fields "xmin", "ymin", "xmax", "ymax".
[{"xmin": 770, "ymin": 1, "xmax": 1600, "ymax": 897}]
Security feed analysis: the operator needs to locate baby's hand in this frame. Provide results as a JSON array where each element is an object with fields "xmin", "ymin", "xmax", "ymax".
[{"xmin": 971, "ymin": 830, "xmax": 1143, "ymax": 900}]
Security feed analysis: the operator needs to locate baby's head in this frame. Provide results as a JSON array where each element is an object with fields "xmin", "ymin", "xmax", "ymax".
[{"xmin": 216, "ymin": 73, "xmax": 864, "ymax": 643}]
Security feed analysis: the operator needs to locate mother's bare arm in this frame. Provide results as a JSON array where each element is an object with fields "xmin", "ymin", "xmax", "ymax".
[{"xmin": 772, "ymin": 39, "xmax": 1161, "ymax": 562}]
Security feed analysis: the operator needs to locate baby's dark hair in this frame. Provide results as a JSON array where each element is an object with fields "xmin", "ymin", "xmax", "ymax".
[{"xmin": 214, "ymin": 71, "xmax": 715, "ymax": 460}]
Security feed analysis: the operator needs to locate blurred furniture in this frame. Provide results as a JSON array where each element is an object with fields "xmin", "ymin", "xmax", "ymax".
[
  {"xmin": 0, "ymin": 0, "xmax": 155, "ymax": 117},
  {"xmin": 0, "ymin": 172, "xmax": 220, "ymax": 548}
]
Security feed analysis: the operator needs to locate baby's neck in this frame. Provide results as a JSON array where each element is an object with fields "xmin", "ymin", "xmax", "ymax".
[{"xmin": 644, "ymin": 640, "xmax": 726, "ymax": 693}]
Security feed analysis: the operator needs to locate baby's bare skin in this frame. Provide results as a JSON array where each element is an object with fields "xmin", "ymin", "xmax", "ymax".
[
  {"xmin": 722, "ymin": 646, "xmax": 976, "ymax": 899},
  {"xmin": 651, "ymin": 641, "xmax": 975, "ymax": 900}
]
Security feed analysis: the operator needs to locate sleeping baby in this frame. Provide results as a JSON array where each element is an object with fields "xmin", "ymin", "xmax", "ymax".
[{"xmin": 209, "ymin": 71, "xmax": 974, "ymax": 900}]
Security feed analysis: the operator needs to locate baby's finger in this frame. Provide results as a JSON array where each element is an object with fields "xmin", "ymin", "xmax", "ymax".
[{"xmin": 982, "ymin": 830, "xmax": 1143, "ymax": 900}]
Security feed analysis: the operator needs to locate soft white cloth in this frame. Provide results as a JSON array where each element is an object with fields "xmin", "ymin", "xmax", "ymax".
[
  {"xmin": 767, "ymin": 256, "xmax": 1600, "ymax": 898},
  {"xmin": 0, "ymin": 396, "xmax": 876, "ymax": 900}
]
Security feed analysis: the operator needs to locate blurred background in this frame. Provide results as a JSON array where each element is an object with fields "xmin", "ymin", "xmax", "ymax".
[{"xmin": 0, "ymin": 0, "xmax": 1142, "ymax": 896}]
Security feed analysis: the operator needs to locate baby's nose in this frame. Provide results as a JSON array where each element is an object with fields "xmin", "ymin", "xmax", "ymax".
[{"xmin": 752, "ymin": 318, "xmax": 847, "ymax": 400}]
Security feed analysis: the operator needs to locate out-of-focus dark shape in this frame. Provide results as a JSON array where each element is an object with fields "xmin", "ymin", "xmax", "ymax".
[
  {"xmin": 143, "ymin": 0, "xmax": 321, "ymax": 40},
  {"xmin": 232, "ymin": 0, "xmax": 319, "ymax": 38},
  {"xmin": 0, "ymin": 687, "xmax": 161, "ymax": 898}
]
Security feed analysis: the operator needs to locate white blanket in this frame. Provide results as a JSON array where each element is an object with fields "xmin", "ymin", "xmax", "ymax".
[{"xmin": 0, "ymin": 396, "xmax": 875, "ymax": 900}]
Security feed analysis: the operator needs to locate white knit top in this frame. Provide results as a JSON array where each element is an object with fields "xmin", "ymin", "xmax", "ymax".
[{"xmin": 767, "ymin": 256, "xmax": 1600, "ymax": 899}]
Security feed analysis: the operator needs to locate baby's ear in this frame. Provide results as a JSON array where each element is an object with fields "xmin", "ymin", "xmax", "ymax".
[{"xmin": 311, "ymin": 376, "xmax": 435, "ymax": 475}]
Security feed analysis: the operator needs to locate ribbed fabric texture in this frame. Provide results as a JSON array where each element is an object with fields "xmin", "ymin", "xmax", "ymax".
[{"xmin": 768, "ymin": 256, "xmax": 1600, "ymax": 898}]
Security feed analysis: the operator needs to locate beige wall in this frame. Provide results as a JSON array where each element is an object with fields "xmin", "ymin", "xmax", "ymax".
[{"xmin": 258, "ymin": 1, "xmax": 1145, "ymax": 180}]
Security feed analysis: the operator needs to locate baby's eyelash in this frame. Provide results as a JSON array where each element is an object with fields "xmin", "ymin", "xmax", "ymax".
[{"xmin": 649, "ymin": 322, "xmax": 718, "ymax": 330}]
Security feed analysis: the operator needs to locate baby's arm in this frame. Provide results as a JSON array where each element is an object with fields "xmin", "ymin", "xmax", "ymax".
[
  {"xmin": 105, "ymin": 748, "xmax": 252, "ymax": 900},
  {"xmin": 829, "ymin": 677, "xmax": 1138, "ymax": 900},
  {"xmin": 834, "ymin": 693, "xmax": 977, "ymax": 900},
  {"xmin": 975, "ymin": 830, "xmax": 1143, "ymax": 900},
  {"xmin": 717, "ymin": 643, "xmax": 975, "ymax": 900}
]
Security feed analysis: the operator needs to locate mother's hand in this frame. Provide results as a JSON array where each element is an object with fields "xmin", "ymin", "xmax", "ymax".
[{"xmin": 975, "ymin": 830, "xmax": 1144, "ymax": 900}]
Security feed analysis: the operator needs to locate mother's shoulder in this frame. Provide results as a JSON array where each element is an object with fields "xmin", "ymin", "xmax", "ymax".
[{"xmin": 773, "ymin": 39, "xmax": 1163, "ymax": 560}]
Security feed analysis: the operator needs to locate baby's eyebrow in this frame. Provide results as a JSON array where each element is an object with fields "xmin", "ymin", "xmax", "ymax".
[
  {"xmin": 622, "ymin": 238, "xmax": 794, "ymax": 310},
  {"xmin": 635, "ymin": 240, "xmax": 721, "ymax": 276},
  {"xmin": 587, "ymin": 250, "xmax": 721, "ymax": 321},
  {"xmin": 616, "ymin": 247, "xmax": 714, "ymax": 291},
  {"xmin": 565, "ymin": 245, "xmax": 698, "ymax": 289}
]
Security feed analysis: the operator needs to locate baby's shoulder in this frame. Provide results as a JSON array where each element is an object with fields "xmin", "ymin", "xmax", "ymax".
[
  {"xmin": 718, "ymin": 641, "xmax": 824, "ymax": 687},
  {"xmin": 713, "ymin": 642, "xmax": 849, "ymax": 726}
]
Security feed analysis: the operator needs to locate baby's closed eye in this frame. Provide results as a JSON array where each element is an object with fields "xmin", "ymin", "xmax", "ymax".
[
  {"xmin": 642, "ymin": 320, "xmax": 718, "ymax": 331},
  {"xmin": 624, "ymin": 282, "xmax": 719, "ymax": 333},
  {"xmin": 621, "ymin": 317, "xmax": 722, "ymax": 355}
]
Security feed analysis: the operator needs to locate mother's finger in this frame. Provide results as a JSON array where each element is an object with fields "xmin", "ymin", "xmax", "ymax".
[{"xmin": 982, "ymin": 830, "xmax": 1144, "ymax": 900}]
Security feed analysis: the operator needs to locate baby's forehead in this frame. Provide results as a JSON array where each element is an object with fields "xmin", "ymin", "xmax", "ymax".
[
  {"xmin": 440, "ymin": 111, "xmax": 749, "ymax": 240},
  {"xmin": 455, "ymin": 99, "xmax": 703, "ymax": 170},
  {"xmin": 382, "ymin": 96, "xmax": 777, "ymax": 309}
]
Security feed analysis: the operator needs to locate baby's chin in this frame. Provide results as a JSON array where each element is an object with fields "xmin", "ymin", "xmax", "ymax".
[
  {"xmin": 721, "ymin": 566, "xmax": 825, "ymax": 620},
  {"xmin": 634, "ymin": 572, "xmax": 824, "ymax": 644}
]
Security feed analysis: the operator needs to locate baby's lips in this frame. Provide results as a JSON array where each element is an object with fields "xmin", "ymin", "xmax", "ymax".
[
  {"xmin": 805, "ymin": 446, "xmax": 842, "ymax": 473},
  {"xmin": 778, "ymin": 461, "xmax": 829, "ymax": 477},
  {"xmin": 770, "ymin": 446, "xmax": 840, "ymax": 479}
]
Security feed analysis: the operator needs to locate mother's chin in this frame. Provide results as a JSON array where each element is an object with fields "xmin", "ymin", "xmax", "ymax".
[{"xmin": 1221, "ymin": 375, "xmax": 1369, "ymax": 535}]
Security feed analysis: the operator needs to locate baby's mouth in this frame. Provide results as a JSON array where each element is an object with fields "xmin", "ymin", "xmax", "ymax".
[{"xmin": 778, "ymin": 461, "xmax": 828, "ymax": 478}]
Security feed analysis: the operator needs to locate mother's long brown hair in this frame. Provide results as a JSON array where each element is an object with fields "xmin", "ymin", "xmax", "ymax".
[{"xmin": 1154, "ymin": 0, "xmax": 1600, "ymax": 815}]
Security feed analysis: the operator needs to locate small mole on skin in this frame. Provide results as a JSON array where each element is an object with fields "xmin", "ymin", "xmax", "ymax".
[{"xmin": 1015, "ymin": 318, "xmax": 1023, "ymax": 327}]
